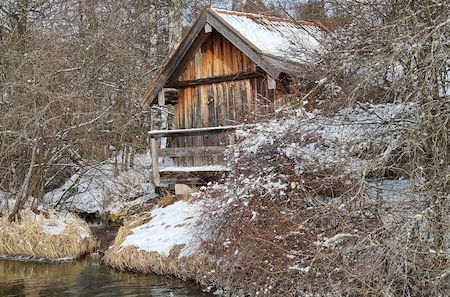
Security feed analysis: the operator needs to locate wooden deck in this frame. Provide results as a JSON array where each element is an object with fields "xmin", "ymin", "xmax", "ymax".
[{"xmin": 149, "ymin": 125, "xmax": 241, "ymax": 186}]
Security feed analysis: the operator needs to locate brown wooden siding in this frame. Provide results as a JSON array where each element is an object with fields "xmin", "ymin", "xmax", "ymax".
[
  {"xmin": 178, "ymin": 33, "xmax": 257, "ymax": 81},
  {"xmin": 172, "ymin": 32, "xmax": 279, "ymax": 165}
]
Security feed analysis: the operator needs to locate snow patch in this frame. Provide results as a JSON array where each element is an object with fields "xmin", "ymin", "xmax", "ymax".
[{"xmin": 119, "ymin": 200, "xmax": 205, "ymax": 258}]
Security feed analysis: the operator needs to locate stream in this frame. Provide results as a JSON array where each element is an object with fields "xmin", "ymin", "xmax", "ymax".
[{"xmin": 0, "ymin": 223, "xmax": 212, "ymax": 297}]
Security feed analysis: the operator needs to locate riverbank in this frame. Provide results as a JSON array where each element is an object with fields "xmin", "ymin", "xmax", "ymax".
[
  {"xmin": 104, "ymin": 199, "xmax": 209, "ymax": 280},
  {"xmin": 0, "ymin": 209, "xmax": 96, "ymax": 260}
]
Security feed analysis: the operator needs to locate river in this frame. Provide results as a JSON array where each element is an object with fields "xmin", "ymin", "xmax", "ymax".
[
  {"xmin": 0, "ymin": 258, "xmax": 211, "ymax": 297},
  {"xmin": 0, "ymin": 223, "xmax": 212, "ymax": 297}
]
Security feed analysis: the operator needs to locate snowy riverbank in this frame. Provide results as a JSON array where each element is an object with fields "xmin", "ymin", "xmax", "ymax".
[{"xmin": 104, "ymin": 198, "xmax": 209, "ymax": 279}]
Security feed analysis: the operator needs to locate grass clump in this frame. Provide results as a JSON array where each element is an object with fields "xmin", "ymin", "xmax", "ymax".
[{"xmin": 0, "ymin": 209, "xmax": 96, "ymax": 260}]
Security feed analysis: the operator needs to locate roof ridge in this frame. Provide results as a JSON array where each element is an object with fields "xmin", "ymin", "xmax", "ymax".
[{"xmin": 212, "ymin": 8, "xmax": 318, "ymax": 27}]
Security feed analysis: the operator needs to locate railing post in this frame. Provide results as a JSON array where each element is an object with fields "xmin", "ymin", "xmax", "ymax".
[
  {"xmin": 229, "ymin": 133, "xmax": 236, "ymax": 146},
  {"xmin": 150, "ymin": 137, "xmax": 160, "ymax": 185}
]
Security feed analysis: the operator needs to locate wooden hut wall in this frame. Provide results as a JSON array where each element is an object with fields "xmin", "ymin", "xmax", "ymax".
[{"xmin": 172, "ymin": 33, "xmax": 282, "ymax": 165}]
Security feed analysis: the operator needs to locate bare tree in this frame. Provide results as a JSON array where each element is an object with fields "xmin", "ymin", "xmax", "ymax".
[
  {"xmin": 232, "ymin": 0, "xmax": 245, "ymax": 11},
  {"xmin": 168, "ymin": 0, "xmax": 182, "ymax": 52}
]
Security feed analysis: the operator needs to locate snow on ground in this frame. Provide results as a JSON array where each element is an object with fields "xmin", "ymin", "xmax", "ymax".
[
  {"xmin": 119, "ymin": 200, "xmax": 205, "ymax": 258},
  {"xmin": 44, "ymin": 153, "xmax": 157, "ymax": 215}
]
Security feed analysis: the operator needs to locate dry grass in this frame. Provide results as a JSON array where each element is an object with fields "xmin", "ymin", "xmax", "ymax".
[
  {"xmin": 0, "ymin": 209, "xmax": 96, "ymax": 260},
  {"xmin": 156, "ymin": 189, "xmax": 198, "ymax": 208},
  {"xmin": 155, "ymin": 191, "xmax": 178, "ymax": 208}
]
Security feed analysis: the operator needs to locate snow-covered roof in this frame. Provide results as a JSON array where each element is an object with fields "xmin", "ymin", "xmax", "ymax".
[
  {"xmin": 211, "ymin": 9, "xmax": 324, "ymax": 63},
  {"xmin": 142, "ymin": 7, "xmax": 326, "ymax": 107}
]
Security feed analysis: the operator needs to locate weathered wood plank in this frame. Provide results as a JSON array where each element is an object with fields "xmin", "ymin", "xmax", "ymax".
[
  {"xmin": 160, "ymin": 165, "xmax": 231, "ymax": 172},
  {"xmin": 148, "ymin": 125, "xmax": 243, "ymax": 138},
  {"xmin": 169, "ymin": 71, "xmax": 263, "ymax": 88},
  {"xmin": 151, "ymin": 138, "xmax": 160, "ymax": 185},
  {"xmin": 160, "ymin": 146, "xmax": 226, "ymax": 157}
]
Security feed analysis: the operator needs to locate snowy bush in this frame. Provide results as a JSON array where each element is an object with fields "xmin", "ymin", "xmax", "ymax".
[{"xmin": 194, "ymin": 100, "xmax": 448, "ymax": 296}]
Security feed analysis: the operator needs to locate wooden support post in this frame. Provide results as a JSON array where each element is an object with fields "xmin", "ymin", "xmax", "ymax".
[
  {"xmin": 229, "ymin": 133, "xmax": 236, "ymax": 163},
  {"xmin": 158, "ymin": 89, "xmax": 168, "ymax": 149},
  {"xmin": 158, "ymin": 89, "xmax": 165, "ymax": 106},
  {"xmin": 229, "ymin": 133, "xmax": 236, "ymax": 146},
  {"xmin": 151, "ymin": 137, "xmax": 160, "ymax": 185}
]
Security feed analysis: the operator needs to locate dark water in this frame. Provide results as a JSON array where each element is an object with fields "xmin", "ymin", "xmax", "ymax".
[{"xmin": 0, "ymin": 258, "xmax": 211, "ymax": 297}]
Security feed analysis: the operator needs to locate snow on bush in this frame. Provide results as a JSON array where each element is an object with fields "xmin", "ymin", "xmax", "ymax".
[
  {"xmin": 195, "ymin": 103, "xmax": 449, "ymax": 297},
  {"xmin": 44, "ymin": 153, "xmax": 157, "ymax": 215}
]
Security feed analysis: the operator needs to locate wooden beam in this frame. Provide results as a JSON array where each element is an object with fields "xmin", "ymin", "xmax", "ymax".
[
  {"xmin": 150, "ymin": 138, "xmax": 160, "ymax": 185},
  {"xmin": 166, "ymin": 71, "xmax": 263, "ymax": 88},
  {"xmin": 158, "ymin": 89, "xmax": 165, "ymax": 106},
  {"xmin": 160, "ymin": 146, "xmax": 226, "ymax": 157},
  {"xmin": 148, "ymin": 124, "xmax": 246, "ymax": 138}
]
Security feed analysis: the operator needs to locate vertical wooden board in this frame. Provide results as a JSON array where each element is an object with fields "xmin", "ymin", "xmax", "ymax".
[
  {"xmin": 245, "ymin": 79, "xmax": 254, "ymax": 120},
  {"xmin": 220, "ymin": 37, "xmax": 226, "ymax": 75},
  {"xmin": 222, "ymin": 82, "xmax": 228, "ymax": 125},
  {"xmin": 221, "ymin": 37, "xmax": 229, "ymax": 75},
  {"xmin": 231, "ymin": 83, "xmax": 237, "ymax": 122},
  {"xmin": 201, "ymin": 84, "xmax": 209, "ymax": 127},
  {"xmin": 194, "ymin": 52, "xmax": 201, "ymax": 80},
  {"xmin": 209, "ymin": 84, "xmax": 217, "ymax": 128},
  {"xmin": 175, "ymin": 89, "xmax": 182, "ymax": 129},
  {"xmin": 218, "ymin": 83, "xmax": 225, "ymax": 127},
  {"xmin": 207, "ymin": 38, "xmax": 213, "ymax": 79},
  {"xmin": 238, "ymin": 81, "xmax": 245, "ymax": 121},
  {"xmin": 200, "ymin": 39, "xmax": 208, "ymax": 80},
  {"xmin": 235, "ymin": 82, "xmax": 242, "ymax": 121},
  {"xmin": 236, "ymin": 45, "xmax": 243, "ymax": 73},
  {"xmin": 242, "ymin": 46, "xmax": 248, "ymax": 71},
  {"xmin": 224, "ymin": 82, "xmax": 232, "ymax": 124},
  {"xmin": 214, "ymin": 35, "xmax": 220, "ymax": 77},
  {"xmin": 211, "ymin": 35, "xmax": 216, "ymax": 77},
  {"xmin": 230, "ymin": 41, "xmax": 238, "ymax": 74},
  {"xmin": 217, "ymin": 36, "xmax": 224, "ymax": 76}
]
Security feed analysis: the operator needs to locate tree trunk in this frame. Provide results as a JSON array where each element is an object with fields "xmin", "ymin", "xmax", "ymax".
[
  {"xmin": 168, "ymin": 0, "xmax": 182, "ymax": 52},
  {"xmin": 232, "ymin": 0, "xmax": 245, "ymax": 11},
  {"xmin": 8, "ymin": 143, "xmax": 37, "ymax": 222},
  {"xmin": 148, "ymin": 2, "xmax": 159, "ymax": 64}
]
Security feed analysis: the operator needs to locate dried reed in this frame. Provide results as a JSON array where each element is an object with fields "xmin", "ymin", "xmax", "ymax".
[{"xmin": 0, "ymin": 209, "xmax": 96, "ymax": 260}]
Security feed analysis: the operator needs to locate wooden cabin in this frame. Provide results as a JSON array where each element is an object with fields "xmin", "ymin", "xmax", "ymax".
[{"xmin": 142, "ymin": 7, "xmax": 325, "ymax": 186}]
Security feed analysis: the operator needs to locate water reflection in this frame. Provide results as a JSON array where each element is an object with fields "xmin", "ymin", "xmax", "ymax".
[{"xmin": 0, "ymin": 258, "xmax": 210, "ymax": 297}]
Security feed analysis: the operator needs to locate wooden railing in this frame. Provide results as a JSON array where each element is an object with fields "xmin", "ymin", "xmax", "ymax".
[{"xmin": 149, "ymin": 125, "xmax": 241, "ymax": 185}]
